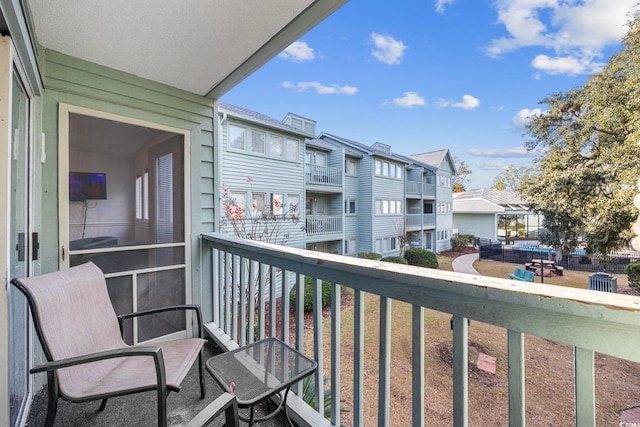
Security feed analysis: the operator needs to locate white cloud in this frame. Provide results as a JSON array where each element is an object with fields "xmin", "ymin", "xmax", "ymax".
[
  {"xmin": 370, "ymin": 33, "xmax": 407, "ymax": 65},
  {"xmin": 474, "ymin": 160, "xmax": 510, "ymax": 171},
  {"xmin": 434, "ymin": 0, "xmax": 455, "ymax": 14},
  {"xmin": 282, "ymin": 81, "xmax": 358, "ymax": 95},
  {"xmin": 485, "ymin": 0, "xmax": 637, "ymax": 75},
  {"xmin": 436, "ymin": 94, "xmax": 480, "ymax": 110},
  {"xmin": 467, "ymin": 146, "xmax": 538, "ymax": 158},
  {"xmin": 531, "ymin": 54, "xmax": 604, "ymax": 75},
  {"xmin": 391, "ymin": 92, "xmax": 426, "ymax": 108},
  {"xmin": 512, "ymin": 108, "xmax": 543, "ymax": 130},
  {"xmin": 453, "ymin": 94, "xmax": 480, "ymax": 110},
  {"xmin": 278, "ymin": 41, "xmax": 315, "ymax": 62}
]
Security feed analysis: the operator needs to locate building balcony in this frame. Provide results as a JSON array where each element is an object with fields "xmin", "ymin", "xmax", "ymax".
[
  {"xmin": 305, "ymin": 164, "xmax": 342, "ymax": 188},
  {"xmin": 423, "ymin": 181, "xmax": 436, "ymax": 198},
  {"xmin": 201, "ymin": 232, "xmax": 640, "ymax": 427},
  {"xmin": 406, "ymin": 213, "xmax": 436, "ymax": 229},
  {"xmin": 305, "ymin": 214, "xmax": 343, "ymax": 241},
  {"xmin": 406, "ymin": 180, "xmax": 422, "ymax": 195}
]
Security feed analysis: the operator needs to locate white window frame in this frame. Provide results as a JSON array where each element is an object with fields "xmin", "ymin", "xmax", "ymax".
[
  {"xmin": 345, "ymin": 199, "xmax": 356, "ymax": 215},
  {"xmin": 345, "ymin": 158, "xmax": 356, "ymax": 175},
  {"xmin": 229, "ymin": 124, "xmax": 246, "ymax": 150}
]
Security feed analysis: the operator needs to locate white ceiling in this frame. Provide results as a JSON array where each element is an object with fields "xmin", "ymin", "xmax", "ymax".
[{"xmin": 27, "ymin": 0, "xmax": 347, "ymax": 98}]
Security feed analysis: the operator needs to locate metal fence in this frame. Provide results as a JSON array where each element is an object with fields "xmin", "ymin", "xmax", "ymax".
[{"xmin": 478, "ymin": 243, "xmax": 640, "ymax": 274}]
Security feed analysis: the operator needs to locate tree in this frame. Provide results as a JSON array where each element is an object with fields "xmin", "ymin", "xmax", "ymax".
[
  {"xmin": 492, "ymin": 164, "xmax": 534, "ymax": 192},
  {"xmin": 452, "ymin": 156, "xmax": 472, "ymax": 192},
  {"xmin": 520, "ymin": 13, "xmax": 640, "ymax": 259}
]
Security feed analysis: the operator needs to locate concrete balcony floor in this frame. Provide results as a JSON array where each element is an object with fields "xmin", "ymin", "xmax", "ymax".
[{"xmin": 27, "ymin": 340, "xmax": 292, "ymax": 427}]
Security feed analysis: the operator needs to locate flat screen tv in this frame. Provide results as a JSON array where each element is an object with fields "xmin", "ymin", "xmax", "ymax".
[{"xmin": 69, "ymin": 172, "xmax": 107, "ymax": 201}]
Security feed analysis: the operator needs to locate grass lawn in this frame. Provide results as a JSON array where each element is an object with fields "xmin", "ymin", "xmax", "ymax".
[{"xmin": 310, "ymin": 256, "xmax": 640, "ymax": 426}]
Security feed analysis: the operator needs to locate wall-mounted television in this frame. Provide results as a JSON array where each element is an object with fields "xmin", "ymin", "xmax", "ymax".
[{"xmin": 69, "ymin": 172, "xmax": 107, "ymax": 201}]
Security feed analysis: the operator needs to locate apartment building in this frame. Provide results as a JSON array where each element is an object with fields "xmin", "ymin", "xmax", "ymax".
[{"xmin": 217, "ymin": 103, "xmax": 455, "ymax": 256}]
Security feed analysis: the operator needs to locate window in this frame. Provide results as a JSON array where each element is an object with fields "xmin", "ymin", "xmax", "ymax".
[
  {"xmin": 374, "ymin": 159, "xmax": 402, "ymax": 179},
  {"xmin": 345, "ymin": 199, "xmax": 356, "ymax": 214},
  {"xmin": 228, "ymin": 192, "xmax": 246, "ymax": 217},
  {"xmin": 438, "ymin": 176, "xmax": 451, "ymax": 187},
  {"xmin": 375, "ymin": 237, "xmax": 397, "ymax": 253},
  {"xmin": 135, "ymin": 175, "xmax": 142, "ymax": 219},
  {"xmin": 345, "ymin": 158, "xmax": 356, "ymax": 175},
  {"xmin": 375, "ymin": 199, "xmax": 402, "ymax": 215},
  {"xmin": 252, "ymin": 193, "xmax": 265, "ymax": 215},
  {"xmin": 143, "ymin": 171, "xmax": 149, "ymax": 220},
  {"xmin": 271, "ymin": 193, "xmax": 283, "ymax": 215},
  {"xmin": 345, "ymin": 238, "xmax": 357, "ymax": 255},
  {"xmin": 250, "ymin": 130, "xmax": 265, "ymax": 154},
  {"xmin": 269, "ymin": 135, "xmax": 284, "ymax": 158},
  {"xmin": 287, "ymin": 194, "xmax": 300, "ymax": 217},
  {"xmin": 286, "ymin": 138, "xmax": 298, "ymax": 160},
  {"xmin": 229, "ymin": 124, "xmax": 246, "ymax": 150},
  {"xmin": 135, "ymin": 171, "xmax": 149, "ymax": 220}
]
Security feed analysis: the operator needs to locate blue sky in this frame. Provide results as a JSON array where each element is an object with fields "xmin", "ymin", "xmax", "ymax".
[{"xmin": 221, "ymin": 0, "xmax": 638, "ymax": 189}]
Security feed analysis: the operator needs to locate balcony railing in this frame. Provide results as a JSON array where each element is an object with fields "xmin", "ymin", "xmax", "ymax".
[
  {"xmin": 306, "ymin": 214, "xmax": 342, "ymax": 236},
  {"xmin": 423, "ymin": 181, "xmax": 436, "ymax": 197},
  {"xmin": 406, "ymin": 213, "xmax": 436, "ymax": 227},
  {"xmin": 200, "ymin": 233, "xmax": 640, "ymax": 427},
  {"xmin": 406, "ymin": 180, "xmax": 422, "ymax": 194},
  {"xmin": 306, "ymin": 164, "xmax": 342, "ymax": 186}
]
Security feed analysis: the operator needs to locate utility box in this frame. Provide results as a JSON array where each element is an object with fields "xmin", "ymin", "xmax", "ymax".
[{"xmin": 588, "ymin": 272, "xmax": 617, "ymax": 292}]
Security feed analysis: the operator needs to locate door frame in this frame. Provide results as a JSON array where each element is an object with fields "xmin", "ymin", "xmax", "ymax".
[
  {"xmin": 0, "ymin": 35, "xmax": 36, "ymax": 427},
  {"xmin": 57, "ymin": 104, "xmax": 193, "ymax": 342}
]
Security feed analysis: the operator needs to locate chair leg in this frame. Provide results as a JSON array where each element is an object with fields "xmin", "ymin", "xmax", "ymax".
[
  {"xmin": 198, "ymin": 350, "xmax": 205, "ymax": 399},
  {"xmin": 158, "ymin": 390, "xmax": 168, "ymax": 427},
  {"xmin": 45, "ymin": 372, "xmax": 59, "ymax": 427},
  {"xmin": 99, "ymin": 398, "xmax": 108, "ymax": 411}
]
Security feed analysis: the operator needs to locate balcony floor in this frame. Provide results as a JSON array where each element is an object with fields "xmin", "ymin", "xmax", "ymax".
[{"xmin": 26, "ymin": 339, "xmax": 292, "ymax": 426}]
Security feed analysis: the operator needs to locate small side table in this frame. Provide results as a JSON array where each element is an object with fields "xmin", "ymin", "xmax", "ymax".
[{"xmin": 206, "ymin": 337, "xmax": 317, "ymax": 426}]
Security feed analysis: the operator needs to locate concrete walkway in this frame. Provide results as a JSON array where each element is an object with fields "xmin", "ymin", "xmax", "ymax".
[{"xmin": 451, "ymin": 252, "xmax": 480, "ymax": 275}]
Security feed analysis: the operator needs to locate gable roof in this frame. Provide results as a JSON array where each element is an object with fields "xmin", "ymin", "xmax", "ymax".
[
  {"xmin": 19, "ymin": 0, "xmax": 347, "ymax": 98},
  {"xmin": 453, "ymin": 188, "xmax": 531, "ymax": 213},
  {"xmin": 319, "ymin": 133, "xmax": 409, "ymax": 163},
  {"xmin": 410, "ymin": 149, "xmax": 456, "ymax": 173},
  {"xmin": 218, "ymin": 102, "xmax": 308, "ymax": 137}
]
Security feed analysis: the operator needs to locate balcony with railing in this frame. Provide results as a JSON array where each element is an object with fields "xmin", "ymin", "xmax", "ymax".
[
  {"xmin": 305, "ymin": 214, "xmax": 343, "ymax": 240},
  {"xmin": 406, "ymin": 180, "xmax": 422, "ymax": 196},
  {"xmin": 406, "ymin": 212, "xmax": 436, "ymax": 229},
  {"xmin": 423, "ymin": 181, "xmax": 436, "ymax": 198},
  {"xmin": 306, "ymin": 164, "xmax": 342, "ymax": 188},
  {"xmin": 201, "ymin": 233, "xmax": 640, "ymax": 427}
]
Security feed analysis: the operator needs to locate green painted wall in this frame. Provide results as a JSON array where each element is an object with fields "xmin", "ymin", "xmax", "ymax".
[{"xmin": 39, "ymin": 49, "xmax": 217, "ymax": 318}]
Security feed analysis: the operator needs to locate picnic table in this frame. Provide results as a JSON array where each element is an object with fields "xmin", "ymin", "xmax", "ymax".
[{"xmin": 525, "ymin": 259, "xmax": 564, "ymax": 276}]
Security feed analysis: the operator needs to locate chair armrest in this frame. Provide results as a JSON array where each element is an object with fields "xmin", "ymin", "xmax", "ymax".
[
  {"xmin": 184, "ymin": 392, "xmax": 239, "ymax": 427},
  {"xmin": 118, "ymin": 304, "xmax": 203, "ymax": 339},
  {"xmin": 30, "ymin": 346, "xmax": 164, "ymax": 375}
]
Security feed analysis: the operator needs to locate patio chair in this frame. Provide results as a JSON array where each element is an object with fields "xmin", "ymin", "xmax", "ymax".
[{"xmin": 11, "ymin": 261, "xmax": 238, "ymax": 427}]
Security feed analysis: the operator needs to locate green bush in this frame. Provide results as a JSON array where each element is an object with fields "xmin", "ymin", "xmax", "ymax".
[
  {"xmin": 404, "ymin": 247, "xmax": 439, "ymax": 268},
  {"xmin": 289, "ymin": 276, "xmax": 332, "ymax": 312},
  {"xmin": 358, "ymin": 252, "xmax": 382, "ymax": 260},
  {"xmin": 625, "ymin": 263, "xmax": 640, "ymax": 290},
  {"xmin": 450, "ymin": 236, "xmax": 468, "ymax": 251},
  {"xmin": 459, "ymin": 234, "xmax": 474, "ymax": 244},
  {"xmin": 380, "ymin": 256, "xmax": 408, "ymax": 264}
]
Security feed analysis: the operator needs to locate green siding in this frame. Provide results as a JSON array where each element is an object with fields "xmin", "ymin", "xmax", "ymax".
[{"xmin": 39, "ymin": 50, "xmax": 216, "ymax": 316}]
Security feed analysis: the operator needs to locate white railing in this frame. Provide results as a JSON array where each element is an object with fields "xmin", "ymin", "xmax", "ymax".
[
  {"xmin": 306, "ymin": 164, "xmax": 342, "ymax": 186},
  {"xmin": 200, "ymin": 233, "xmax": 640, "ymax": 427},
  {"xmin": 406, "ymin": 180, "xmax": 421, "ymax": 194},
  {"xmin": 306, "ymin": 215, "xmax": 342, "ymax": 236}
]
